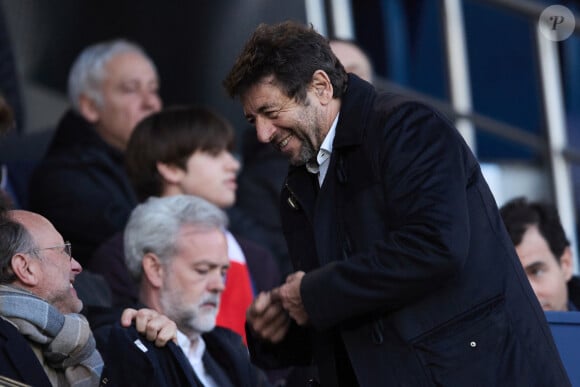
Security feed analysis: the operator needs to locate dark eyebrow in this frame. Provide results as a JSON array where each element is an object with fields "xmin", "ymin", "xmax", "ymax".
[
  {"xmin": 525, "ymin": 261, "xmax": 546, "ymax": 272},
  {"xmin": 245, "ymin": 103, "xmax": 277, "ymax": 122}
]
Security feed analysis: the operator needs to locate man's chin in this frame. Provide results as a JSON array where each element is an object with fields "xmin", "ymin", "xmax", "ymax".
[
  {"xmin": 289, "ymin": 158, "xmax": 307, "ymax": 166},
  {"xmin": 191, "ymin": 317, "xmax": 216, "ymax": 334}
]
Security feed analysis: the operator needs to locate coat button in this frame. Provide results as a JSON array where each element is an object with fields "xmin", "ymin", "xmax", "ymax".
[{"xmin": 470, "ymin": 341, "xmax": 477, "ymax": 348}]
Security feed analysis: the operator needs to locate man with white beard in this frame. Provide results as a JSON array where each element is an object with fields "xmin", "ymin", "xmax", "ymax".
[{"xmin": 96, "ymin": 195, "xmax": 270, "ymax": 386}]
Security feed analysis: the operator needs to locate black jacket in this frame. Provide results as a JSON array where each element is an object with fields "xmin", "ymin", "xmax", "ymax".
[
  {"xmin": 28, "ymin": 110, "xmax": 137, "ymax": 264},
  {"xmin": 0, "ymin": 317, "xmax": 52, "ymax": 386},
  {"xmin": 91, "ymin": 306, "xmax": 270, "ymax": 387},
  {"xmin": 248, "ymin": 75, "xmax": 570, "ymax": 386}
]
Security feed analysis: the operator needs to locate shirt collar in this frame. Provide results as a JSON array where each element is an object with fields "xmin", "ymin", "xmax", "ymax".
[
  {"xmin": 176, "ymin": 329, "xmax": 205, "ymax": 363},
  {"xmin": 305, "ymin": 113, "xmax": 339, "ymax": 174}
]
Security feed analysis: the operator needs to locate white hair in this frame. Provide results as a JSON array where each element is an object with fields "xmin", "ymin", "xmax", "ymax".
[
  {"xmin": 67, "ymin": 39, "xmax": 156, "ymax": 112},
  {"xmin": 124, "ymin": 195, "xmax": 228, "ymax": 281}
]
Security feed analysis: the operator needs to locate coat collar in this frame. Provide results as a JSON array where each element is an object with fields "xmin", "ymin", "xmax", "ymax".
[
  {"xmin": 286, "ymin": 74, "xmax": 375, "ymax": 178},
  {"xmin": 332, "ymin": 74, "xmax": 376, "ymax": 149},
  {"xmin": 47, "ymin": 109, "xmax": 124, "ymax": 162}
]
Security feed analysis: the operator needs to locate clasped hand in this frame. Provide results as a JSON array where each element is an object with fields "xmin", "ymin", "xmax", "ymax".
[{"xmin": 246, "ymin": 271, "xmax": 308, "ymax": 343}]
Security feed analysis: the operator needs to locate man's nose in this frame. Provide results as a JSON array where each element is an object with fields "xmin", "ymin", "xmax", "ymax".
[
  {"xmin": 71, "ymin": 257, "xmax": 83, "ymax": 274},
  {"xmin": 255, "ymin": 116, "xmax": 276, "ymax": 143},
  {"xmin": 142, "ymin": 90, "xmax": 162, "ymax": 111},
  {"xmin": 209, "ymin": 271, "xmax": 226, "ymax": 293}
]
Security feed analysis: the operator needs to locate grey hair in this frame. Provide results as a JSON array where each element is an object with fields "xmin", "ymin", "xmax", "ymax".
[
  {"xmin": 0, "ymin": 215, "xmax": 37, "ymax": 283},
  {"xmin": 67, "ymin": 39, "xmax": 156, "ymax": 112},
  {"xmin": 124, "ymin": 195, "xmax": 228, "ymax": 281}
]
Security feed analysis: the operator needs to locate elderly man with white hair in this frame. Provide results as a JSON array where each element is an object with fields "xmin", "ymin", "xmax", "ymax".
[
  {"xmin": 29, "ymin": 39, "xmax": 162, "ymax": 265},
  {"xmin": 95, "ymin": 195, "xmax": 270, "ymax": 387}
]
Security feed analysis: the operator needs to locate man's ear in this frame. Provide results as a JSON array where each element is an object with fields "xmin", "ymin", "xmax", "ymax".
[
  {"xmin": 10, "ymin": 253, "xmax": 40, "ymax": 286},
  {"xmin": 156, "ymin": 162, "xmax": 185, "ymax": 184},
  {"xmin": 78, "ymin": 94, "xmax": 100, "ymax": 123},
  {"xmin": 142, "ymin": 252, "xmax": 164, "ymax": 288},
  {"xmin": 310, "ymin": 69, "xmax": 334, "ymax": 104},
  {"xmin": 560, "ymin": 247, "xmax": 574, "ymax": 282}
]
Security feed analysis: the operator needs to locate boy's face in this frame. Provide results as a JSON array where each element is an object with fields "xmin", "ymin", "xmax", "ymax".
[
  {"xmin": 176, "ymin": 149, "xmax": 240, "ymax": 208},
  {"xmin": 515, "ymin": 225, "xmax": 573, "ymax": 311}
]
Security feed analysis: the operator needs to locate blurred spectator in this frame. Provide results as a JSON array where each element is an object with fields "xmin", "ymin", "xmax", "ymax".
[
  {"xmin": 500, "ymin": 197, "xmax": 580, "ymax": 311},
  {"xmin": 0, "ymin": 94, "xmax": 15, "ymax": 210},
  {"xmin": 0, "ymin": 94, "xmax": 13, "ymax": 135},
  {"xmin": 0, "ymin": 3, "xmax": 24, "ymax": 132},
  {"xmin": 90, "ymin": 106, "xmax": 280, "ymax": 343},
  {"xmin": 329, "ymin": 39, "xmax": 374, "ymax": 83},
  {"xmin": 28, "ymin": 39, "xmax": 161, "ymax": 264},
  {"xmin": 96, "ymin": 195, "xmax": 271, "ymax": 386}
]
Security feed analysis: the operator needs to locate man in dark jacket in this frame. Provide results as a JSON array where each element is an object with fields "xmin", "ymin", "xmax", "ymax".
[
  {"xmin": 28, "ymin": 38, "xmax": 161, "ymax": 264},
  {"xmin": 500, "ymin": 196, "xmax": 580, "ymax": 311},
  {"xmin": 0, "ymin": 209, "xmax": 177, "ymax": 386},
  {"xmin": 223, "ymin": 21, "xmax": 570, "ymax": 386},
  {"xmin": 98, "ymin": 195, "xmax": 269, "ymax": 386}
]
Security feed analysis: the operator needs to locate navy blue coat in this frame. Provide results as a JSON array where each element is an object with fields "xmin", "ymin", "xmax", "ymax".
[
  {"xmin": 99, "ymin": 322, "xmax": 270, "ymax": 387},
  {"xmin": 28, "ymin": 110, "xmax": 137, "ymax": 264},
  {"xmin": 0, "ymin": 317, "xmax": 52, "ymax": 386},
  {"xmin": 247, "ymin": 76, "xmax": 570, "ymax": 386}
]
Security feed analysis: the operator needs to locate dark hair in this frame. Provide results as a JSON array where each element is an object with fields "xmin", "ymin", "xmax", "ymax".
[
  {"xmin": 0, "ymin": 215, "xmax": 36, "ymax": 283},
  {"xmin": 125, "ymin": 105, "xmax": 235, "ymax": 202},
  {"xmin": 499, "ymin": 197, "xmax": 570, "ymax": 261},
  {"xmin": 223, "ymin": 20, "xmax": 348, "ymax": 102}
]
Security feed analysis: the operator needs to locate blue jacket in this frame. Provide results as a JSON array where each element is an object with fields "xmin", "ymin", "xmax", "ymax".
[
  {"xmin": 247, "ymin": 75, "xmax": 570, "ymax": 386},
  {"xmin": 0, "ymin": 317, "xmax": 52, "ymax": 386},
  {"xmin": 99, "ymin": 322, "xmax": 270, "ymax": 387}
]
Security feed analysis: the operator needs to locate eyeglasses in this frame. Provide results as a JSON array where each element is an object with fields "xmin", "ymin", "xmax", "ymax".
[{"xmin": 29, "ymin": 242, "xmax": 72, "ymax": 261}]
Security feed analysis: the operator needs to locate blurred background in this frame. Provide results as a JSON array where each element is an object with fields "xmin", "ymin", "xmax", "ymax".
[{"xmin": 1, "ymin": 0, "xmax": 580, "ymax": 264}]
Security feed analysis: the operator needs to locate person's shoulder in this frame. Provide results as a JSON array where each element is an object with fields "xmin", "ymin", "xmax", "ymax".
[
  {"xmin": 374, "ymin": 91, "xmax": 441, "ymax": 120},
  {"xmin": 90, "ymin": 231, "xmax": 125, "ymax": 264},
  {"xmin": 204, "ymin": 326, "xmax": 246, "ymax": 349},
  {"xmin": 234, "ymin": 235, "xmax": 271, "ymax": 256},
  {"xmin": 101, "ymin": 321, "xmax": 178, "ymax": 363}
]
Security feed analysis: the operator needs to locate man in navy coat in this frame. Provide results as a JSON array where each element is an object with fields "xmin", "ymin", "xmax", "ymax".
[
  {"xmin": 97, "ymin": 195, "xmax": 270, "ymax": 386},
  {"xmin": 224, "ymin": 21, "xmax": 571, "ymax": 386}
]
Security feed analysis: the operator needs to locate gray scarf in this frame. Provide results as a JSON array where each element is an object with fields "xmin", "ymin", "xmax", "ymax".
[{"xmin": 0, "ymin": 284, "xmax": 103, "ymax": 386}]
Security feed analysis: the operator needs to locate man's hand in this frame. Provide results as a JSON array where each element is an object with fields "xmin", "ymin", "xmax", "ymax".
[
  {"xmin": 121, "ymin": 308, "xmax": 177, "ymax": 347},
  {"xmin": 271, "ymin": 271, "xmax": 309, "ymax": 326},
  {"xmin": 246, "ymin": 291, "xmax": 291, "ymax": 343}
]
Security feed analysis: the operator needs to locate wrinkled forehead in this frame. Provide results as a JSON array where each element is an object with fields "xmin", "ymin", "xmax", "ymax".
[
  {"xmin": 103, "ymin": 51, "xmax": 158, "ymax": 82},
  {"xmin": 241, "ymin": 76, "xmax": 290, "ymax": 114},
  {"xmin": 177, "ymin": 224, "xmax": 227, "ymax": 248}
]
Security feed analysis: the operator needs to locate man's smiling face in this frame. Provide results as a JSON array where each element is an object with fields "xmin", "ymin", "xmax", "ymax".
[{"xmin": 241, "ymin": 76, "xmax": 325, "ymax": 166}]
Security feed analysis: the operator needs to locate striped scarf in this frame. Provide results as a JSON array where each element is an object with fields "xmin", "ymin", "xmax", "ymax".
[{"xmin": 0, "ymin": 284, "xmax": 103, "ymax": 386}]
